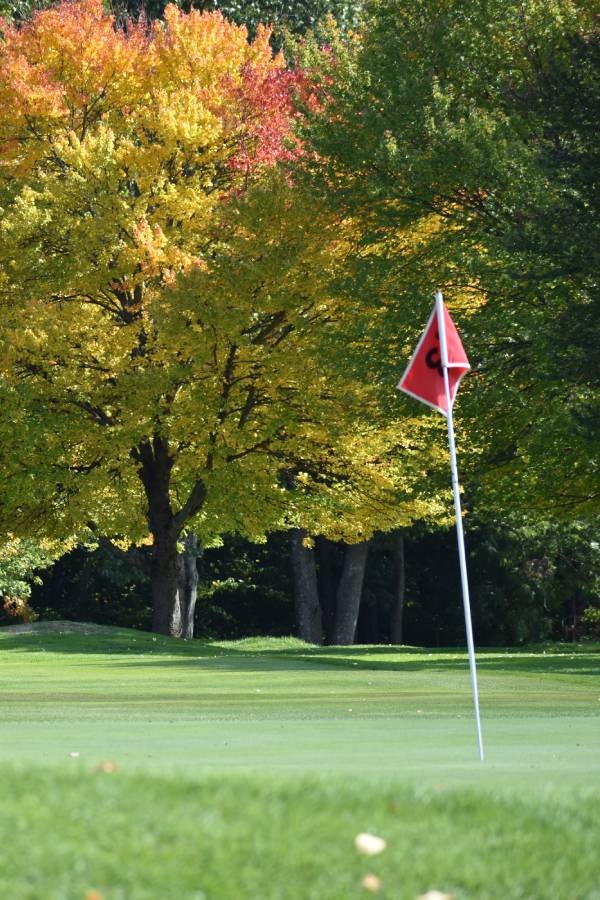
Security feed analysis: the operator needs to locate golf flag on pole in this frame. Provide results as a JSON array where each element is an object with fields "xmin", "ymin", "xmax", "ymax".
[
  {"xmin": 397, "ymin": 292, "xmax": 484, "ymax": 762},
  {"xmin": 397, "ymin": 302, "xmax": 470, "ymax": 416}
]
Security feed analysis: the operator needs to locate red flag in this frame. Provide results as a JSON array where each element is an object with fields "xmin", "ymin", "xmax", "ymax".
[{"xmin": 397, "ymin": 301, "xmax": 469, "ymax": 415}]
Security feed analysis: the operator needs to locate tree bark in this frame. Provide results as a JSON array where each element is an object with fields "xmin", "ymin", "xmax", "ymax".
[
  {"xmin": 390, "ymin": 531, "xmax": 406, "ymax": 645},
  {"xmin": 316, "ymin": 536, "xmax": 337, "ymax": 643},
  {"xmin": 290, "ymin": 528, "xmax": 323, "ymax": 644},
  {"xmin": 332, "ymin": 539, "xmax": 369, "ymax": 645},
  {"xmin": 133, "ymin": 433, "xmax": 206, "ymax": 637},
  {"xmin": 367, "ymin": 593, "xmax": 380, "ymax": 644},
  {"xmin": 150, "ymin": 526, "xmax": 180, "ymax": 635},
  {"xmin": 175, "ymin": 532, "xmax": 202, "ymax": 639}
]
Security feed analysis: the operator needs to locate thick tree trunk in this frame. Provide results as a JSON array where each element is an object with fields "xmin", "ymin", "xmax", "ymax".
[
  {"xmin": 290, "ymin": 528, "xmax": 323, "ymax": 644},
  {"xmin": 316, "ymin": 536, "xmax": 337, "ymax": 643},
  {"xmin": 134, "ymin": 433, "xmax": 207, "ymax": 637},
  {"xmin": 390, "ymin": 531, "xmax": 406, "ymax": 645},
  {"xmin": 332, "ymin": 540, "xmax": 370, "ymax": 645},
  {"xmin": 151, "ymin": 528, "xmax": 180, "ymax": 635},
  {"xmin": 174, "ymin": 533, "xmax": 201, "ymax": 639}
]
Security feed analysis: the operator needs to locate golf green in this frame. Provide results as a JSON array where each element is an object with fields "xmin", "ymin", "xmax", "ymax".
[
  {"xmin": 1, "ymin": 627, "xmax": 598, "ymax": 792},
  {"xmin": 1, "ymin": 626, "xmax": 599, "ymax": 899}
]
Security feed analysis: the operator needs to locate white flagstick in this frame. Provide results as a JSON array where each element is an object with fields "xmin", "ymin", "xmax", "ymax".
[{"xmin": 436, "ymin": 290, "xmax": 484, "ymax": 762}]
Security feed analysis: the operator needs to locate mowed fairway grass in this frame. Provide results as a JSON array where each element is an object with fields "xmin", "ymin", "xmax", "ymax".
[{"xmin": 1, "ymin": 626, "xmax": 599, "ymax": 899}]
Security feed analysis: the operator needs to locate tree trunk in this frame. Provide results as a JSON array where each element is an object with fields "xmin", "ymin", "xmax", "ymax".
[
  {"xmin": 390, "ymin": 531, "xmax": 406, "ymax": 645},
  {"xmin": 332, "ymin": 540, "xmax": 369, "ymax": 645},
  {"xmin": 151, "ymin": 527, "xmax": 180, "ymax": 635},
  {"xmin": 175, "ymin": 532, "xmax": 202, "ymax": 639},
  {"xmin": 316, "ymin": 536, "xmax": 337, "ymax": 643},
  {"xmin": 368, "ymin": 593, "xmax": 380, "ymax": 643},
  {"xmin": 134, "ymin": 434, "xmax": 207, "ymax": 637},
  {"xmin": 290, "ymin": 528, "xmax": 323, "ymax": 644}
]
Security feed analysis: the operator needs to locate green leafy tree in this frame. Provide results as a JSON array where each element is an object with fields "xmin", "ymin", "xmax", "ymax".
[
  {"xmin": 298, "ymin": 0, "xmax": 600, "ymax": 518},
  {"xmin": 0, "ymin": 537, "xmax": 57, "ymax": 623},
  {"xmin": 0, "ymin": 0, "xmax": 51, "ymax": 21},
  {"xmin": 111, "ymin": 0, "xmax": 359, "ymax": 38}
]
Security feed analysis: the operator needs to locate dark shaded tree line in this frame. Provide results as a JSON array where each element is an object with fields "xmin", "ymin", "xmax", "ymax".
[{"xmin": 13, "ymin": 517, "xmax": 598, "ymax": 645}]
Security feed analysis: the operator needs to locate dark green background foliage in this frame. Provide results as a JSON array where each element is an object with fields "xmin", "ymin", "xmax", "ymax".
[
  {"xmin": 27, "ymin": 520, "xmax": 600, "ymax": 645},
  {"xmin": 26, "ymin": 544, "xmax": 153, "ymax": 630},
  {"xmin": 121, "ymin": 0, "xmax": 357, "ymax": 36},
  {"xmin": 0, "ymin": 0, "xmax": 359, "ymax": 38},
  {"xmin": 29, "ymin": 533, "xmax": 296, "ymax": 639},
  {"xmin": 0, "ymin": 0, "xmax": 50, "ymax": 20}
]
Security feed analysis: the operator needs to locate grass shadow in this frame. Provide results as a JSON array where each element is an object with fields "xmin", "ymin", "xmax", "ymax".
[{"xmin": 1, "ymin": 628, "xmax": 599, "ymax": 677}]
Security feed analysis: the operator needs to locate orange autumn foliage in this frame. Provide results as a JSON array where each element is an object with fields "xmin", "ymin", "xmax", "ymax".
[{"xmin": 0, "ymin": 0, "xmax": 301, "ymax": 179}]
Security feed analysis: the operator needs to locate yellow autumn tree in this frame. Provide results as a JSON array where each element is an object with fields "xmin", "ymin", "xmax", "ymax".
[
  {"xmin": 0, "ymin": 0, "xmax": 330, "ymax": 631},
  {"xmin": 0, "ymin": 1, "xmax": 453, "ymax": 637}
]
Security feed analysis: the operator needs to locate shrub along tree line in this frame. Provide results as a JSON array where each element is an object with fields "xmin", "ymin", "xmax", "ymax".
[{"xmin": 1, "ymin": 0, "xmax": 598, "ymax": 643}]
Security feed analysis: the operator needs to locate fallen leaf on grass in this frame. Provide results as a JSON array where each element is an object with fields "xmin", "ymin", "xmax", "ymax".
[
  {"xmin": 85, "ymin": 891, "xmax": 103, "ymax": 900},
  {"xmin": 96, "ymin": 761, "xmax": 118, "ymax": 773},
  {"xmin": 361, "ymin": 873, "xmax": 382, "ymax": 893},
  {"xmin": 355, "ymin": 833, "xmax": 387, "ymax": 856}
]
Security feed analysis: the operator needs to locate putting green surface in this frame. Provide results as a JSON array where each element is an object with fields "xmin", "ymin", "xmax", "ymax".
[
  {"xmin": 1, "ymin": 627, "xmax": 599, "ymax": 899},
  {"xmin": 1, "ymin": 628, "xmax": 598, "ymax": 791}
]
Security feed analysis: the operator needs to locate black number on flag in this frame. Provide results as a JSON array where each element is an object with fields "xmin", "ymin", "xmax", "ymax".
[{"xmin": 425, "ymin": 334, "xmax": 443, "ymax": 377}]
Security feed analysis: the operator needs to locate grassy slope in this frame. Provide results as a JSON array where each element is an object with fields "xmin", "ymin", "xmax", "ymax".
[{"xmin": 0, "ymin": 628, "xmax": 599, "ymax": 899}]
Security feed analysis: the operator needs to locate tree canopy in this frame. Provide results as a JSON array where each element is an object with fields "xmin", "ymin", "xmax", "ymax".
[
  {"xmin": 0, "ymin": 0, "xmax": 326, "ymax": 632},
  {"xmin": 0, "ymin": 0, "xmax": 448, "ymax": 635},
  {"xmin": 2, "ymin": 0, "xmax": 598, "ymax": 641},
  {"xmin": 297, "ymin": 0, "xmax": 600, "ymax": 518}
]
